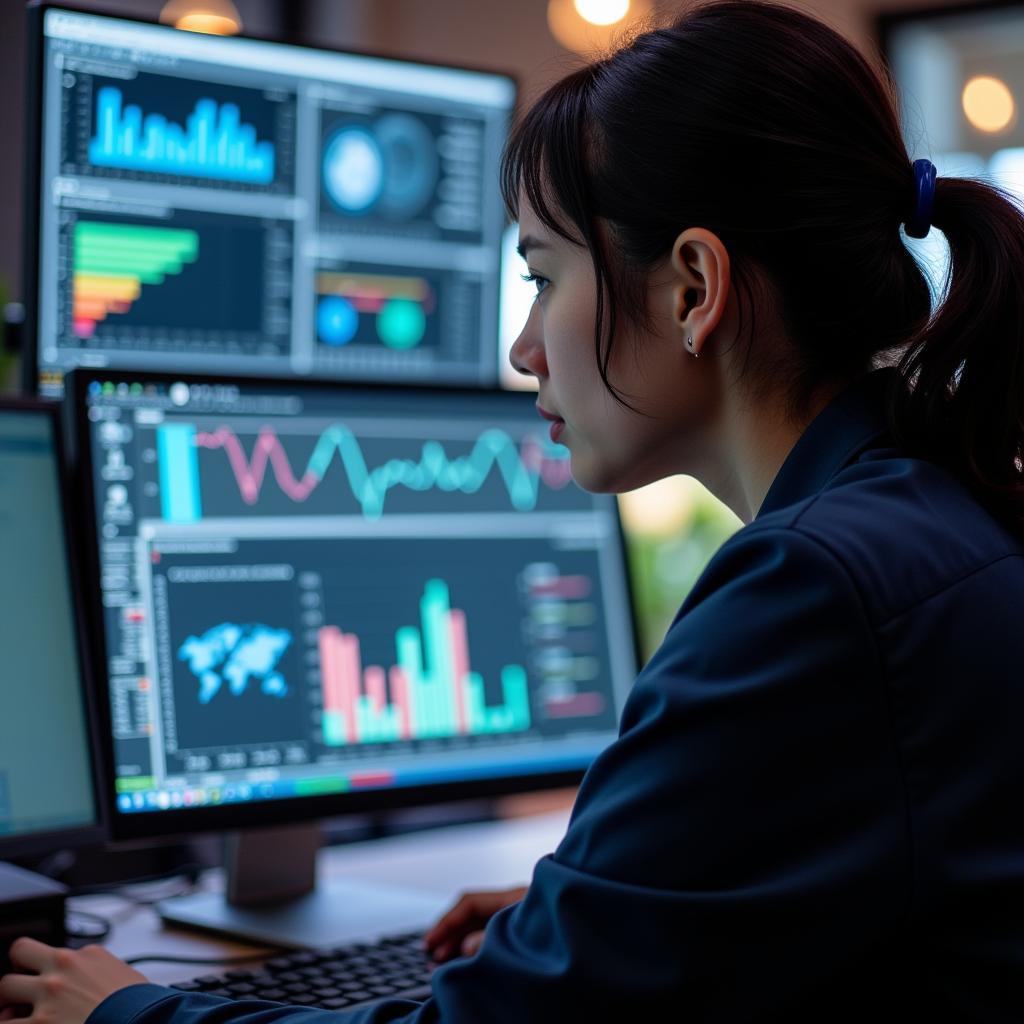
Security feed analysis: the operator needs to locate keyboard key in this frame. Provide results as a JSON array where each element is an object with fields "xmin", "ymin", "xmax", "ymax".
[
  {"xmin": 321, "ymin": 997, "xmax": 353, "ymax": 1009},
  {"xmin": 344, "ymin": 990, "xmax": 374, "ymax": 1003},
  {"xmin": 317, "ymin": 960, "xmax": 350, "ymax": 971},
  {"xmin": 193, "ymin": 976, "xmax": 225, "ymax": 988},
  {"xmin": 253, "ymin": 989, "xmax": 287, "ymax": 1001},
  {"xmin": 393, "ymin": 985, "xmax": 432, "ymax": 1001}
]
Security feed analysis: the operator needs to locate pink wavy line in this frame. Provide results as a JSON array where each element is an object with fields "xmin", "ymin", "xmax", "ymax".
[
  {"xmin": 195, "ymin": 426, "xmax": 570, "ymax": 507},
  {"xmin": 195, "ymin": 427, "xmax": 318, "ymax": 504},
  {"xmin": 519, "ymin": 436, "xmax": 573, "ymax": 489}
]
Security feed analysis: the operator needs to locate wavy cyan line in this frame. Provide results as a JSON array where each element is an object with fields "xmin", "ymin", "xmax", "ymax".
[{"xmin": 194, "ymin": 425, "xmax": 571, "ymax": 519}]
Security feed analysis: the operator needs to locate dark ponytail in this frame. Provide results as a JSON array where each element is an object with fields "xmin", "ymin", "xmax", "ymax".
[
  {"xmin": 893, "ymin": 177, "xmax": 1024, "ymax": 529},
  {"xmin": 501, "ymin": 0, "xmax": 1024, "ymax": 533}
]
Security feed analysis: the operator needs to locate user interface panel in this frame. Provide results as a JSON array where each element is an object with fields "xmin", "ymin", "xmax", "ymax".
[
  {"xmin": 80, "ymin": 374, "xmax": 637, "ymax": 818},
  {"xmin": 33, "ymin": 8, "xmax": 514, "ymax": 394}
]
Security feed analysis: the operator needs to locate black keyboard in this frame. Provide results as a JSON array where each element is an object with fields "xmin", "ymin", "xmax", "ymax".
[{"xmin": 170, "ymin": 931, "xmax": 436, "ymax": 1011}]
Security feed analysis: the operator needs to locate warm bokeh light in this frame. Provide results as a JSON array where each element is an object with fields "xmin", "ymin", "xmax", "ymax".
[
  {"xmin": 618, "ymin": 476, "xmax": 740, "ymax": 658},
  {"xmin": 174, "ymin": 13, "xmax": 240, "ymax": 35},
  {"xmin": 573, "ymin": 0, "xmax": 631, "ymax": 27},
  {"xmin": 618, "ymin": 476, "xmax": 703, "ymax": 538},
  {"xmin": 962, "ymin": 75, "xmax": 1015, "ymax": 133},
  {"xmin": 548, "ymin": 0, "xmax": 652, "ymax": 55},
  {"xmin": 160, "ymin": 1, "xmax": 242, "ymax": 36}
]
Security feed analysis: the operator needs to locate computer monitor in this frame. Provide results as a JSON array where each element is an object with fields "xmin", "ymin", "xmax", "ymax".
[
  {"xmin": 71, "ymin": 369, "xmax": 638, "ymax": 945},
  {"xmin": 0, "ymin": 398, "xmax": 102, "ymax": 859},
  {"xmin": 25, "ymin": 4, "xmax": 516, "ymax": 396}
]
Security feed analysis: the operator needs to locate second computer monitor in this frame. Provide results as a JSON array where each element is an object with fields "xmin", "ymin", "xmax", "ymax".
[
  {"xmin": 0, "ymin": 399, "xmax": 101, "ymax": 857},
  {"xmin": 73, "ymin": 371, "xmax": 638, "ymax": 841},
  {"xmin": 27, "ymin": 5, "xmax": 515, "ymax": 395}
]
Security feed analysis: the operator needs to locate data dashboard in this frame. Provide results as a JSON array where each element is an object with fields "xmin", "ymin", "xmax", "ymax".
[{"xmin": 30, "ymin": 8, "xmax": 515, "ymax": 394}]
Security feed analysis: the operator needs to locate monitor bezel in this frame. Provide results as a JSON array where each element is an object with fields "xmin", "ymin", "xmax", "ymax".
[
  {"xmin": 0, "ymin": 395, "xmax": 107, "ymax": 858},
  {"xmin": 69, "ymin": 368, "xmax": 642, "ymax": 844},
  {"xmin": 22, "ymin": 1, "xmax": 519, "ymax": 396}
]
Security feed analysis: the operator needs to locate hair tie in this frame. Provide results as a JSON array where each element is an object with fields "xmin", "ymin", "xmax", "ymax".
[{"xmin": 904, "ymin": 158, "xmax": 937, "ymax": 238}]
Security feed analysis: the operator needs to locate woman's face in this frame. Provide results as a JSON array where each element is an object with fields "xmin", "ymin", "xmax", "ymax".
[{"xmin": 509, "ymin": 195, "xmax": 727, "ymax": 494}]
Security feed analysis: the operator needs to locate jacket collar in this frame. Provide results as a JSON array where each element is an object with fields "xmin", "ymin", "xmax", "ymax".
[{"xmin": 757, "ymin": 368, "xmax": 896, "ymax": 519}]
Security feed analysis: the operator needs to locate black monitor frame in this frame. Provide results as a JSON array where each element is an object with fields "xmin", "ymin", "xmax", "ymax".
[
  {"xmin": 21, "ymin": 1, "xmax": 518, "ymax": 396},
  {"xmin": 0, "ymin": 395, "xmax": 106, "ymax": 858},
  {"xmin": 69, "ymin": 368, "xmax": 642, "ymax": 845}
]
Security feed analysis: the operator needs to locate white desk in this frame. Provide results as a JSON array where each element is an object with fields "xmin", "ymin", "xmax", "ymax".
[{"xmin": 77, "ymin": 807, "xmax": 572, "ymax": 986}]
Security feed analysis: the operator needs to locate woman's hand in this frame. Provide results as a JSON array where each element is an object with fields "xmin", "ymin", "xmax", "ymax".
[
  {"xmin": 423, "ymin": 885, "xmax": 528, "ymax": 963},
  {"xmin": 0, "ymin": 938, "xmax": 148, "ymax": 1024}
]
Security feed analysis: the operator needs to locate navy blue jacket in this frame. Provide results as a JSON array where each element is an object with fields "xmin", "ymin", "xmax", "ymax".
[{"xmin": 91, "ymin": 369, "xmax": 1024, "ymax": 1022}]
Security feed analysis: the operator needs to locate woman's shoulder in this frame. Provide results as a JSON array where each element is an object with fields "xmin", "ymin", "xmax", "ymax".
[{"xmin": 723, "ymin": 446, "xmax": 1024, "ymax": 630}]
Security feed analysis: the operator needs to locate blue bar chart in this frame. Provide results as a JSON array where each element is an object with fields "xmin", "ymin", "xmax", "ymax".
[{"xmin": 89, "ymin": 87, "xmax": 276, "ymax": 185}]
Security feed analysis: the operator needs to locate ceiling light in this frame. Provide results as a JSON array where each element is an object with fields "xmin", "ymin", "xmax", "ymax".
[
  {"xmin": 159, "ymin": 0, "xmax": 242, "ymax": 36},
  {"xmin": 573, "ymin": 0, "xmax": 631, "ymax": 27},
  {"xmin": 548, "ymin": 0, "xmax": 653, "ymax": 56}
]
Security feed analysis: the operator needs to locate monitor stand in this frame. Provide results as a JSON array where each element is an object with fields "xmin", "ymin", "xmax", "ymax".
[{"xmin": 157, "ymin": 822, "xmax": 450, "ymax": 949}]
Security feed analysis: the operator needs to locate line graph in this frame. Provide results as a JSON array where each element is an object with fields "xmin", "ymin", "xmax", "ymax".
[{"xmin": 157, "ymin": 422, "xmax": 572, "ymax": 522}]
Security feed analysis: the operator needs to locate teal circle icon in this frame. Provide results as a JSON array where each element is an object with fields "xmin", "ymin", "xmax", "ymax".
[{"xmin": 376, "ymin": 298, "xmax": 426, "ymax": 350}]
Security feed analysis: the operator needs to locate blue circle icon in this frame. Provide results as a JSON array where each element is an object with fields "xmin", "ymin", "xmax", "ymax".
[
  {"xmin": 376, "ymin": 114, "xmax": 438, "ymax": 219},
  {"xmin": 322, "ymin": 127, "xmax": 384, "ymax": 213},
  {"xmin": 317, "ymin": 296, "xmax": 359, "ymax": 347}
]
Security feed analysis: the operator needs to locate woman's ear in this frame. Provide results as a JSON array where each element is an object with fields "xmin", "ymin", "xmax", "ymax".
[{"xmin": 668, "ymin": 228, "xmax": 731, "ymax": 358}]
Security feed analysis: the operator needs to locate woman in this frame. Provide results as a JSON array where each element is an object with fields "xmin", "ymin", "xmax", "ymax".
[{"xmin": 3, "ymin": 1, "xmax": 1023, "ymax": 1020}]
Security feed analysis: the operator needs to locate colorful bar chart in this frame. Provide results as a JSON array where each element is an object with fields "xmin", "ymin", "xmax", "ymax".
[
  {"xmin": 72, "ymin": 222, "xmax": 199, "ymax": 339},
  {"xmin": 89, "ymin": 87, "xmax": 275, "ymax": 184},
  {"xmin": 318, "ymin": 578, "xmax": 531, "ymax": 745}
]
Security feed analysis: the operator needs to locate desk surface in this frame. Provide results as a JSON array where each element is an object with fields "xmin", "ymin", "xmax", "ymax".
[{"xmin": 77, "ymin": 808, "xmax": 572, "ymax": 986}]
